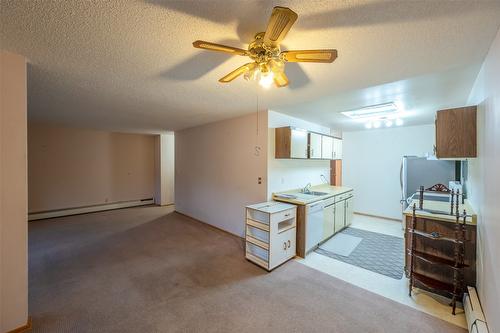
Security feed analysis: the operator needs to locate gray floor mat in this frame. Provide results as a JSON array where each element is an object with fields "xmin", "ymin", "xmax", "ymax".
[{"xmin": 315, "ymin": 227, "xmax": 404, "ymax": 279}]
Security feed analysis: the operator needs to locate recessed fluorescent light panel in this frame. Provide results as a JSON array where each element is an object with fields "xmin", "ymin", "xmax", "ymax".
[
  {"xmin": 342, "ymin": 102, "xmax": 405, "ymax": 129},
  {"xmin": 341, "ymin": 102, "xmax": 399, "ymax": 119}
]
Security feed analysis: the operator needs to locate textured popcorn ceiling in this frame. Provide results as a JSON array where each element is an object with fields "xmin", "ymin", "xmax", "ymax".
[{"xmin": 1, "ymin": 0, "xmax": 500, "ymax": 132}]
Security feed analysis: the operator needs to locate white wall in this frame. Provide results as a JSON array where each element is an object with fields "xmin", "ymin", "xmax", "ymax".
[
  {"xmin": 267, "ymin": 111, "xmax": 332, "ymax": 197},
  {"xmin": 343, "ymin": 124, "xmax": 435, "ymax": 220},
  {"xmin": 467, "ymin": 27, "xmax": 500, "ymax": 333},
  {"xmin": 154, "ymin": 133, "xmax": 175, "ymax": 206},
  {"xmin": 175, "ymin": 111, "xmax": 267, "ymax": 237},
  {"xmin": 28, "ymin": 123, "xmax": 156, "ymax": 212},
  {"xmin": 1, "ymin": 51, "xmax": 28, "ymax": 332}
]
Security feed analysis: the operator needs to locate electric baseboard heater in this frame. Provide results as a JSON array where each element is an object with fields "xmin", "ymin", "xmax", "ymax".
[{"xmin": 463, "ymin": 286, "xmax": 488, "ymax": 333}]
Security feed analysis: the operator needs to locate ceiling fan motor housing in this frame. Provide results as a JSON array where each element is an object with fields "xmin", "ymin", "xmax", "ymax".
[{"xmin": 248, "ymin": 32, "xmax": 281, "ymax": 65}]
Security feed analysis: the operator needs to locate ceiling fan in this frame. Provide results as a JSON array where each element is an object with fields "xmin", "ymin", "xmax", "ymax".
[{"xmin": 192, "ymin": 6, "xmax": 337, "ymax": 88}]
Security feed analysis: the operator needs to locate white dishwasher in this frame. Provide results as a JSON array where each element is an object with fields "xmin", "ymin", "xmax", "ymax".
[{"xmin": 305, "ymin": 200, "xmax": 325, "ymax": 253}]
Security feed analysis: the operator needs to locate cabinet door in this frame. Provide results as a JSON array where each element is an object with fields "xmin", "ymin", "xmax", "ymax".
[
  {"xmin": 323, "ymin": 204, "xmax": 335, "ymax": 241},
  {"xmin": 334, "ymin": 200, "xmax": 345, "ymax": 233},
  {"xmin": 321, "ymin": 136, "xmax": 333, "ymax": 159},
  {"xmin": 435, "ymin": 106, "xmax": 477, "ymax": 158},
  {"xmin": 345, "ymin": 197, "xmax": 354, "ymax": 226},
  {"xmin": 290, "ymin": 128, "xmax": 308, "ymax": 158},
  {"xmin": 309, "ymin": 133, "xmax": 322, "ymax": 159},
  {"xmin": 333, "ymin": 138, "xmax": 343, "ymax": 160},
  {"xmin": 270, "ymin": 227, "xmax": 295, "ymax": 269}
]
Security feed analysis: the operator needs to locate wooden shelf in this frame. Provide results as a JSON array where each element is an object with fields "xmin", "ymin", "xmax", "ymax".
[
  {"xmin": 412, "ymin": 272, "xmax": 456, "ymax": 295},
  {"xmin": 409, "ymin": 229, "xmax": 463, "ymax": 244},
  {"xmin": 412, "ymin": 250, "xmax": 468, "ymax": 269}
]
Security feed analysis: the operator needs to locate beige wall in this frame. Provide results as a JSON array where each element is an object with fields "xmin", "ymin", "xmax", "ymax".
[
  {"xmin": 1, "ymin": 52, "xmax": 28, "ymax": 332},
  {"xmin": 467, "ymin": 27, "xmax": 500, "ymax": 332},
  {"xmin": 175, "ymin": 111, "xmax": 267, "ymax": 237},
  {"xmin": 154, "ymin": 133, "xmax": 175, "ymax": 206},
  {"xmin": 28, "ymin": 123, "xmax": 156, "ymax": 212}
]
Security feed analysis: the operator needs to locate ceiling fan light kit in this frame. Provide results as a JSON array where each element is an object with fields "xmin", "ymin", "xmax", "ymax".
[{"xmin": 192, "ymin": 6, "xmax": 338, "ymax": 88}]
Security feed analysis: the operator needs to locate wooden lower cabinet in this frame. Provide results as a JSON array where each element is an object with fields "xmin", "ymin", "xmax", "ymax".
[
  {"xmin": 345, "ymin": 196, "xmax": 353, "ymax": 226},
  {"xmin": 245, "ymin": 202, "xmax": 297, "ymax": 271},
  {"xmin": 404, "ymin": 215, "xmax": 476, "ymax": 297},
  {"xmin": 334, "ymin": 200, "xmax": 345, "ymax": 233}
]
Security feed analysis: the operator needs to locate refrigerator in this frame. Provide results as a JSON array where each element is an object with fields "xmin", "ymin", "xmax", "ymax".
[{"xmin": 400, "ymin": 156, "xmax": 457, "ymax": 212}]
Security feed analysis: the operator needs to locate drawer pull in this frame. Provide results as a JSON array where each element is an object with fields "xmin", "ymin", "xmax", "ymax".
[
  {"xmin": 284, "ymin": 213, "xmax": 290, "ymax": 217},
  {"xmin": 287, "ymin": 240, "xmax": 291, "ymax": 248}
]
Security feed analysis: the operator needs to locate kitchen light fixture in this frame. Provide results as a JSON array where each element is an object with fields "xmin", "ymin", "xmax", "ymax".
[
  {"xmin": 341, "ymin": 102, "xmax": 400, "ymax": 119},
  {"xmin": 341, "ymin": 102, "xmax": 406, "ymax": 129}
]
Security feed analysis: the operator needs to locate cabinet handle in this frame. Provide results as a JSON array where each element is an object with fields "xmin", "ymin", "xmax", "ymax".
[
  {"xmin": 283, "ymin": 242, "xmax": 287, "ymax": 250},
  {"xmin": 284, "ymin": 213, "xmax": 290, "ymax": 217},
  {"xmin": 287, "ymin": 240, "xmax": 291, "ymax": 248}
]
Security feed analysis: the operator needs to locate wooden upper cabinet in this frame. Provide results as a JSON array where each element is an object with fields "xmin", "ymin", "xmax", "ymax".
[
  {"xmin": 275, "ymin": 127, "xmax": 308, "ymax": 159},
  {"xmin": 435, "ymin": 106, "xmax": 477, "ymax": 159},
  {"xmin": 275, "ymin": 127, "xmax": 342, "ymax": 160},
  {"xmin": 321, "ymin": 136, "xmax": 333, "ymax": 159},
  {"xmin": 333, "ymin": 138, "xmax": 343, "ymax": 160},
  {"xmin": 309, "ymin": 133, "xmax": 322, "ymax": 159}
]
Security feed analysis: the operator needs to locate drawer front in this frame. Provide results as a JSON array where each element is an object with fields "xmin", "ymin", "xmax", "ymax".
[
  {"xmin": 270, "ymin": 208, "xmax": 296, "ymax": 224},
  {"xmin": 270, "ymin": 227, "xmax": 296, "ymax": 269},
  {"xmin": 335, "ymin": 191, "xmax": 353, "ymax": 203},
  {"xmin": 247, "ymin": 208, "xmax": 270, "ymax": 225},
  {"xmin": 246, "ymin": 241, "xmax": 269, "ymax": 262},
  {"xmin": 246, "ymin": 225, "xmax": 270, "ymax": 244}
]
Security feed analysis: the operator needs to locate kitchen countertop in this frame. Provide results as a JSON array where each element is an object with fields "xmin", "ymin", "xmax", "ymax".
[
  {"xmin": 403, "ymin": 198, "xmax": 477, "ymax": 225},
  {"xmin": 272, "ymin": 184, "xmax": 353, "ymax": 205}
]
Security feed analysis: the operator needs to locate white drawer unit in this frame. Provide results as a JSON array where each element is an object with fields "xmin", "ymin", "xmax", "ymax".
[{"xmin": 245, "ymin": 201, "xmax": 297, "ymax": 271}]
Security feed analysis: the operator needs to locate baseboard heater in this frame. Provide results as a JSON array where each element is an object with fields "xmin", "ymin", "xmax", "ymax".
[
  {"xmin": 28, "ymin": 198, "xmax": 155, "ymax": 221},
  {"xmin": 464, "ymin": 286, "xmax": 488, "ymax": 333}
]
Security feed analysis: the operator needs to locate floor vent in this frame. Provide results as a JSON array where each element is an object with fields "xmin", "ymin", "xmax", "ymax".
[{"xmin": 464, "ymin": 286, "xmax": 488, "ymax": 333}]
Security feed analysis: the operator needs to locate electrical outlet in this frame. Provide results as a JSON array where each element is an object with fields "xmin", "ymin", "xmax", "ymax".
[{"xmin": 258, "ymin": 177, "xmax": 262, "ymax": 184}]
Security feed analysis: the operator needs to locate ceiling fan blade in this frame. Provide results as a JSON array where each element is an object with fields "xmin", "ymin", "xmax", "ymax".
[
  {"xmin": 193, "ymin": 40, "xmax": 248, "ymax": 56},
  {"xmin": 282, "ymin": 49, "xmax": 338, "ymax": 63},
  {"xmin": 263, "ymin": 7, "xmax": 298, "ymax": 48},
  {"xmin": 274, "ymin": 72, "xmax": 289, "ymax": 88},
  {"xmin": 219, "ymin": 62, "xmax": 257, "ymax": 83}
]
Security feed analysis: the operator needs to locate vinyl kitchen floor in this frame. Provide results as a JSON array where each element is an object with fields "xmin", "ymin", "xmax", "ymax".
[{"xmin": 296, "ymin": 213, "xmax": 467, "ymax": 329}]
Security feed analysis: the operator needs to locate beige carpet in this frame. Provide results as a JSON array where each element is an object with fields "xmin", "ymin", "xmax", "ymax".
[{"xmin": 29, "ymin": 206, "xmax": 465, "ymax": 333}]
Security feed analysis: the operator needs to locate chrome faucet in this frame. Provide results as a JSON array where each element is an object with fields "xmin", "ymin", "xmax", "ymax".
[{"xmin": 302, "ymin": 183, "xmax": 312, "ymax": 194}]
